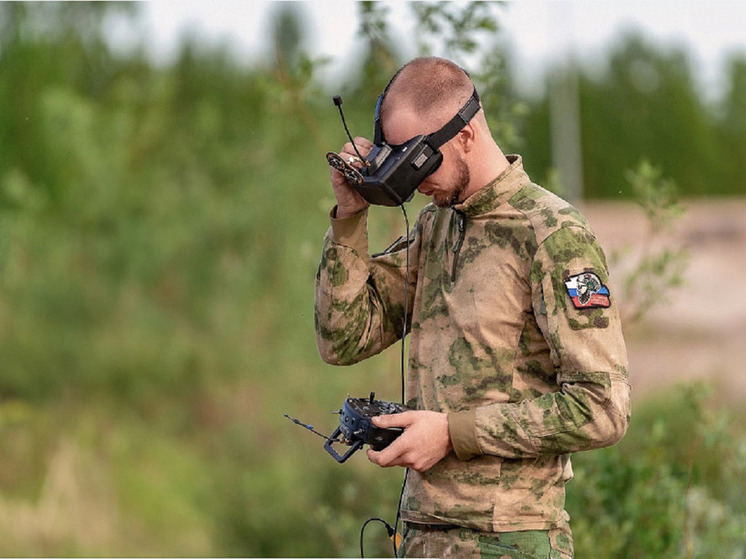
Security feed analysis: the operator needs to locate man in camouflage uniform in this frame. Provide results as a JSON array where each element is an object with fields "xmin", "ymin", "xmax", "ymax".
[{"xmin": 315, "ymin": 57, "xmax": 630, "ymax": 558}]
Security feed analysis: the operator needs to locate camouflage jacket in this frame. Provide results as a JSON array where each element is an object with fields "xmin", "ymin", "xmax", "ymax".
[{"xmin": 315, "ymin": 156, "xmax": 630, "ymax": 532}]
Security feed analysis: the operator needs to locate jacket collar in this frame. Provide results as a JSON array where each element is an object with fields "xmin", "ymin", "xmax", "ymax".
[{"xmin": 454, "ymin": 155, "xmax": 529, "ymax": 217}]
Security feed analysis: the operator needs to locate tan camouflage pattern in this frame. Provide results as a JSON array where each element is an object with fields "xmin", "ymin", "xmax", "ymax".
[
  {"xmin": 315, "ymin": 155, "xmax": 630, "ymax": 534},
  {"xmin": 398, "ymin": 525, "xmax": 573, "ymax": 558}
]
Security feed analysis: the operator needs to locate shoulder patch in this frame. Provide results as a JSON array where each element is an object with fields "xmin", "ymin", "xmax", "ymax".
[{"xmin": 564, "ymin": 272, "xmax": 611, "ymax": 309}]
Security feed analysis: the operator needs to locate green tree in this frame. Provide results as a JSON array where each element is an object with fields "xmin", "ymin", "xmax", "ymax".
[
  {"xmin": 411, "ymin": 1, "xmax": 526, "ymax": 151},
  {"xmin": 0, "ymin": 2, "xmax": 137, "ymax": 205},
  {"xmin": 718, "ymin": 55, "xmax": 746, "ymax": 194},
  {"xmin": 521, "ymin": 32, "xmax": 726, "ymax": 198}
]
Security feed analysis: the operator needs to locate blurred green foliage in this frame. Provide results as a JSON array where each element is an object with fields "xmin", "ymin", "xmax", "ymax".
[
  {"xmin": 520, "ymin": 32, "xmax": 746, "ymax": 198},
  {"xmin": 611, "ymin": 160, "xmax": 689, "ymax": 325},
  {"xmin": 0, "ymin": 2, "xmax": 744, "ymax": 557},
  {"xmin": 569, "ymin": 383, "xmax": 746, "ymax": 558}
]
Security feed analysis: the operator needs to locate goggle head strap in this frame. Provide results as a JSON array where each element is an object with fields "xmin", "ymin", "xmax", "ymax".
[
  {"xmin": 373, "ymin": 94, "xmax": 384, "ymax": 144},
  {"xmin": 373, "ymin": 87, "xmax": 481, "ymax": 148},
  {"xmin": 426, "ymin": 87, "xmax": 481, "ymax": 150}
]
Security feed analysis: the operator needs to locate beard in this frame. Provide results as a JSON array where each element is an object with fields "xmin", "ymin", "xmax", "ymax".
[{"xmin": 433, "ymin": 154, "xmax": 471, "ymax": 208}]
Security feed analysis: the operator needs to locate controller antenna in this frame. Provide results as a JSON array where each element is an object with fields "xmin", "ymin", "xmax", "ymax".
[{"xmin": 284, "ymin": 414, "xmax": 340, "ymax": 442}]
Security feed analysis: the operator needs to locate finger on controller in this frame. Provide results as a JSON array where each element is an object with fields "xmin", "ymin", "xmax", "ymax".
[{"xmin": 326, "ymin": 151, "xmax": 364, "ymax": 186}]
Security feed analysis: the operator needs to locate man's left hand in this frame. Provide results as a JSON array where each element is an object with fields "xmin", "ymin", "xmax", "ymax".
[{"xmin": 366, "ymin": 410, "xmax": 453, "ymax": 472}]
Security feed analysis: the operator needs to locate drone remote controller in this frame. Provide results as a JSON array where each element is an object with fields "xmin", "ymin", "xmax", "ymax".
[{"xmin": 324, "ymin": 392, "xmax": 408, "ymax": 463}]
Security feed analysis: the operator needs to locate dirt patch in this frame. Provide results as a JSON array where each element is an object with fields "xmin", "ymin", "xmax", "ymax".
[{"xmin": 580, "ymin": 198, "xmax": 746, "ymax": 404}]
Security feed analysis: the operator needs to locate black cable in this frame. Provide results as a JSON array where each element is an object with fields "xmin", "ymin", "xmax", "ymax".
[
  {"xmin": 360, "ymin": 203, "xmax": 412, "ymax": 559},
  {"xmin": 392, "ymin": 468, "xmax": 409, "ymax": 557},
  {"xmin": 399, "ymin": 203, "xmax": 410, "ymax": 406},
  {"xmin": 389, "ymin": 203, "xmax": 412, "ymax": 558},
  {"xmin": 360, "ymin": 517, "xmax": 398, "ymax": 558}
]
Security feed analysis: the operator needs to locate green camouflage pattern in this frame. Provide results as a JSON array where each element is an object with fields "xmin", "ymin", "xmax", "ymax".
[
  {"xmin": 398, "ymin": 525, "xmax": 573, "ymax": 558},
  {"xmin": 315, "ymin": 156, "xmax": 630, "ymax": 534}
]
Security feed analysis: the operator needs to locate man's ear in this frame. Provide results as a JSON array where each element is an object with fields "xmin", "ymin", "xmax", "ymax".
[{"xmin": 457, "ymin": 122, "xmax": 476, "ymax": 152}]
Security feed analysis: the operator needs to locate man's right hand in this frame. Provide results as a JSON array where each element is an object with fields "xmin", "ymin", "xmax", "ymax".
[{"xmin": 330, "ymin": 137, "xmax": 374, "ymax": 219}]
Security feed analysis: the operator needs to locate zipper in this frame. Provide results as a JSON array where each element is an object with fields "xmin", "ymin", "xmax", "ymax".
[{"xmin": 451, "ymin": 210, "xmax": 466, "ymax": 282}]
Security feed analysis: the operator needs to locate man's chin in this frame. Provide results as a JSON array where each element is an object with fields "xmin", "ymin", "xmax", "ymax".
[
  {"xmin": 432, "ymin": 193, "xmax": 459, "ymax": 208},
  {"xmin": 420, "ymin": 185, "xmax": 462, "ymax": 208}
]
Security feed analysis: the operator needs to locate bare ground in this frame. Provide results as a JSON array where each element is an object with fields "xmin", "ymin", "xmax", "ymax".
[{"xmin": 580, "ymin": 198, "xmax": 746, "ymax": 404}]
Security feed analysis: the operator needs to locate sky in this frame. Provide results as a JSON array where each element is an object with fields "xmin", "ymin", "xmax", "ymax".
[{"xmin": 136, "ymin": 1, "xmax": 746, "ymax": 97}]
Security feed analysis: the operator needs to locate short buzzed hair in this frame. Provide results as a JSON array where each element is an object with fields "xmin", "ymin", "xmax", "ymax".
[{"xmin": 380, "ymin": 57, "xmax": 476, "ymax": 128}]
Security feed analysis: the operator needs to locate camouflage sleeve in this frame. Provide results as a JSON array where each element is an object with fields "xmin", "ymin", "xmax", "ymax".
[
  {"xmin": 314, "ymin": 208, "xmax": 418, "ymax": 365},
  {"xmin": 449, "ymin": 225, "xmax": 631, "ymax": 460}
]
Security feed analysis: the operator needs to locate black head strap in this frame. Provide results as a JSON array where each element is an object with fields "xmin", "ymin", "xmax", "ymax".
[
  {"xmin": 373, "ymin": 86, "xmax": 480, "ymax": 147},
  {"xmin": 373, "ymin": 94, "xmax": 384, "ymax": 144},
  {"xmin": 374, "ymin": 63, "xmax": 478, "ymax": 145},
  {"xmin": 426, "ymin": 87, "xmax": 481, "ymax": 149}
]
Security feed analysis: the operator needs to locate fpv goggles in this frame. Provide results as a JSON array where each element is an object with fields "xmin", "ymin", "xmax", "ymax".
[{"xmin": 327, "ymin": 87, "xmax": 481, "ymax": 207}]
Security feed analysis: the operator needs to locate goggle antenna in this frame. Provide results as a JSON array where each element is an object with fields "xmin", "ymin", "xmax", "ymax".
[{"xmin": 333, "ymin": 95, "xmax": 369, "ymax": 166}]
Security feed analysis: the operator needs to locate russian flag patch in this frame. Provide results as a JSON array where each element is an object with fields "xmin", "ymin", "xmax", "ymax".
[{"xmin": 564, "ymin": 272, "xmax": 611, "ymax": 309}]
